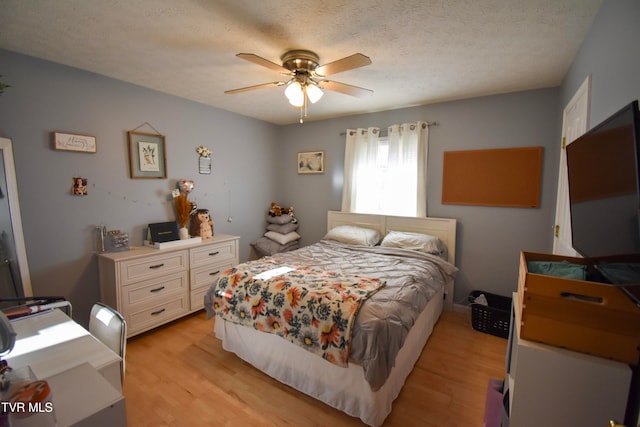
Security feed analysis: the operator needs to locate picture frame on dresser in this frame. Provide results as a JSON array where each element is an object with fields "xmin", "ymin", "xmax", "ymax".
[{"xmin": 128, "ymin": 131, "xmax": 167, "ymax": 179}]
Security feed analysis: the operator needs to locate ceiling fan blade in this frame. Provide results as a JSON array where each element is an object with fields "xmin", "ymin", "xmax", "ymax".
[
  {"xmin": 318, "ymin": 80, "xmax": 373, "ymax": 98},
  {"xmin": 236, "ymin": 53, "xmax": 291, "ymax": 74},
  {"xmin": 225, "ymin": 81, "xmax": 286, "ymax": 94},
  {"xmin": 314, "ymin": 53, "xmax": 372, "ymax": 77}
]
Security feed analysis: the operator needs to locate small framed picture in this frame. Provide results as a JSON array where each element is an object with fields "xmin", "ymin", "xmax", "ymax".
[
  {"xmin": 71, "ymin": 177, "xmax": 88, "ymax": 195},
  {"xmin": 297, "ymin": 150, "xmax": 325, "ymax": 174},
  {"xmin": 53, "ymin": 132, "xmax": 97, "ymax": 153},
  {"xmin": 128, "ymin": 131, "xmax": 167, "ymax": 179}
]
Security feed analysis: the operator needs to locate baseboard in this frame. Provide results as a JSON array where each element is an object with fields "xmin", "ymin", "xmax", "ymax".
[{"xmin": 453, "ymin": 302, "xmax": 470, "ymax": 313}]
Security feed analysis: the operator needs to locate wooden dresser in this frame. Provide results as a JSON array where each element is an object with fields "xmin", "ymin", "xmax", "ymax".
[{"xmin": 98, "ymin": 234, "xmax": 239, "ymax": 337}]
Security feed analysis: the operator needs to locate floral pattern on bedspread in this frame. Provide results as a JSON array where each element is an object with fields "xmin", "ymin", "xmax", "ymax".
[{"xmin": 212, "ymin": 257, "xmax": 385, "ymax": 367}]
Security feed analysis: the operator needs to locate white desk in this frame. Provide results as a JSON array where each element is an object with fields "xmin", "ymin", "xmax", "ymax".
[
  {"xmin": 4, "ymin": 309, "xmax": 122, "ymax": 392},
  {"xmin": 47, "ymin": 362, "xmax": 126, "ymax": 427}
]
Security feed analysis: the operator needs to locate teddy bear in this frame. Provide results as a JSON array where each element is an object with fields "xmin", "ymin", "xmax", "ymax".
[{"xmin": 189, "ymin": 209, "xmax": 214, "ymax": 239}]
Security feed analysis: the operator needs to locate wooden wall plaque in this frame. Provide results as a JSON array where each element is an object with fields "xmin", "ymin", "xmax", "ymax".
[{"xmin": 442, "ymin": 146, "xmax": 543, "ymax": 208}]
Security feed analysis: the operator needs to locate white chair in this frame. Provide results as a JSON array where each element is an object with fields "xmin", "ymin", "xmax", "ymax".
[{"xmin": 89, "ymin": 302, "xmax": 127, "ymax": 386}]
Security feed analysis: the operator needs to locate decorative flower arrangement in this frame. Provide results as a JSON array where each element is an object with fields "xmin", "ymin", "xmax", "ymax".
[
  {"xmin": 196, "ymin": 145, "xmax": 212, "ymax": 158},
  {"xmin": 174, "ymin": 180, "xmax": 194, "ymax": 229}
]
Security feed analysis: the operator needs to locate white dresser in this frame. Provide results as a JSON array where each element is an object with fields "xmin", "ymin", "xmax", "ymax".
[{"xmin": 97, "ymin": 234, "xmax": 239, "ymax": 337}]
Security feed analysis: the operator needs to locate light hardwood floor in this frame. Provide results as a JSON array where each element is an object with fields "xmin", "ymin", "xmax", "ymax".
[{"xmin": 123, "ymin": 309, "xmax": 507, "ymax": 426}]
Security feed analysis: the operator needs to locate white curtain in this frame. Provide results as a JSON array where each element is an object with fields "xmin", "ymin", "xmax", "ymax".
[
  {"xmin": 341, "ymin": 122, "xmax": 429, "ymax": 216},
  {"xmin": 341, "ymin": 127, "xmax": 380, "ymax": 213}
]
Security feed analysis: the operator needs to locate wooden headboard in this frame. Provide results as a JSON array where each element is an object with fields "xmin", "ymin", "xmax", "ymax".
[{"xmin": 327, "ymin": 211, "xmax": 457, "ymax": 310}]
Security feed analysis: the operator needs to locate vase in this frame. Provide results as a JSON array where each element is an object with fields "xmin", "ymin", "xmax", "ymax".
[{"xmin": 179, "ymin": 227, "xmax": 189, "ymax": 240}]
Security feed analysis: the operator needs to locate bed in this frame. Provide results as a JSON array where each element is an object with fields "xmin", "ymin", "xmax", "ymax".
[{"xmin": 205, "ymin": 211, "xmax": 457, "ymax": 426}]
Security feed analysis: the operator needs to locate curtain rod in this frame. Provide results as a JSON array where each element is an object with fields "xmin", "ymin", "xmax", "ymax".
[{"xmin": 339, "ymin": 121, "xmax": 437, "ymax": 136}]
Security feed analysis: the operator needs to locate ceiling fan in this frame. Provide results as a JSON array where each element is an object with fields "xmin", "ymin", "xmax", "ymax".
[{"xmin": 225, "ymin": 50, "xmax": 373, "ymax": 122}]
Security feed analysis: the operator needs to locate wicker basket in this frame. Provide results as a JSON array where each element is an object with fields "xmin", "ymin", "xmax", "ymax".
[{"xmin": 469, "ymin": 290, "xmax": 512, "ymax": 338}]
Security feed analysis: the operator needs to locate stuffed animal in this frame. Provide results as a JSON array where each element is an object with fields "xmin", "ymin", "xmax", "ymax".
[
  {"xmin": 268, "ymin": 202, "xmax": 297, "ymax": 223},
  {"xmin": 282, "ymin": 206, "xmax": 297, "ymax": 223},
  {"xmin": 189, "ymin": 209, "xmax": 214, "ymax": 239},
  {"xmin": 282, "ymin": 206, "xmax": 293, "ymax": 215},
  {"xmin": 268, "ymin": 202, "xmax": 282, "ymax": 217}
]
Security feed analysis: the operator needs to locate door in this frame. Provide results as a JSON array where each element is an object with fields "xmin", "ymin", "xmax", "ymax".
[
  {"xmin": 0, "ymin": 137, "xmax": 32, "ymax": 302},
  {"xmin": 552, "ymin": 76, "xmax": 590, "ymax": 256}
]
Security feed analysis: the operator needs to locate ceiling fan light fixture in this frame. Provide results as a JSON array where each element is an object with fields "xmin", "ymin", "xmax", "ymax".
[
  {"xmin": 285, "ymin": 81, "xmax": 304, "ymax": 107},
  {"xmin": 227, "ymin": 49, "xmax": 372, "ymax": 123},
  {"xmin": 306, "ymin": 83, "xmax": 323, "ymax": 104}
]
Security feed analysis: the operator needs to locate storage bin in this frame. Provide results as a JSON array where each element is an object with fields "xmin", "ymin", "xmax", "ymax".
[
  {"xmin": 518, "ymin": 251, "xmax": 640, "ymax": 364},
  {"xmin": 469, "ymin": 290, "xmax": 512, "ymax": 338},
  {"xmin": 484, "ymin": 378, "xmax": 504, "ymax": 427}
]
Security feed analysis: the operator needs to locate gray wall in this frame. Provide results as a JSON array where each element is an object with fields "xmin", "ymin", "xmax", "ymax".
[
  {"xmin": 0, "ymin": 0, "xmax": 638, "ymax": 323},
  {"xmin": 561, "ymin": 0, "xmax": 640, "ymax": 125},
  {"xmin": 0, "ymin": 51, "xmax": 280, "ymax": 324},
  {"xmin": 276, "ymin": 89, "xmax": 560, "ymax": 303},
  {"xmin": 275, "ymin": 0, "xmax": 640, "ymax": 303}
]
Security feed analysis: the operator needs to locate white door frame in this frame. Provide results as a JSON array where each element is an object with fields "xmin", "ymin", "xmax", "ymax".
[
  {"xmin": 0, "ymin": 137, "xmax": 33, "ymax": 297},
  {"xmin": 552, "ymin": 76, "xmax": 591, "ymax": 256}
]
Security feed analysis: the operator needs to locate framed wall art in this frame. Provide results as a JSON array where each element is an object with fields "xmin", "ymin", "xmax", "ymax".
[
  {"xmin": 128, "ymin": 131, "xmax": 167, "ymax": 179},
  {"xmin": 297, "ymin": 150, "xmax": 325, "ymax": 174},
  {"xmin": 53, "ymin": 131, "xmax": 97, "ymax": 153},
  {"xmin": 71, "ymin": 177, "xmax": 88, "ymax": 196}
]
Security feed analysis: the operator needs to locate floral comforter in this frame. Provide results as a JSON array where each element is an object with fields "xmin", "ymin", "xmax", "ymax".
[
  {"xmin": 211, "ymin": 257, "xmax": 385, "ymax": 367},
  {"xmin": 205, "ymin": 240, "xmax": 458, "ymax": 390}
]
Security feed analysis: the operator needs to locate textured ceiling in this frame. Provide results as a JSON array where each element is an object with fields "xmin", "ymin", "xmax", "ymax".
[{"xmin": 0, "ymin": 0, "xmax": 602, "ymax": 125}]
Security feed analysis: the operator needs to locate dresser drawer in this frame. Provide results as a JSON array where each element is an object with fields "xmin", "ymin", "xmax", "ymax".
[
  {"xmin": 127, "ymin": 296, "xmax": 188, "ymax": 335},
  {"xmin": 191, "ymin": 261, "xmax": 235, "ymax": 292},
  {"xmin": 190, "ymin": 241, "xmax": 237, "ymax": 269},
  {"xmin": 98, "ymin": 234, "xmax": 240, "ymax": 336},
  {"xmin": 122, "ymin": 271, "xmax": 187, "ymax": 307},
  {"xmin": 120, "ymin": 251, "xmax": 187, "ymax": 284},
  {"xmin": 190, "ymin": 286, "xmax": 209, "ymax": 311}
]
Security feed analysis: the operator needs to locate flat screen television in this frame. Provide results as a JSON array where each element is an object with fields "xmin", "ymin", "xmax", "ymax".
[{"xmin": 566, "ymin": 100, "xmax": 640, "ymax": 295}]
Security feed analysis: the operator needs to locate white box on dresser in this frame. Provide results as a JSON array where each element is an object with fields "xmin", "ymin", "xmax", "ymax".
[{"xmin": 98, "ymin": 234, "xmax": 239, "ymax": 337}]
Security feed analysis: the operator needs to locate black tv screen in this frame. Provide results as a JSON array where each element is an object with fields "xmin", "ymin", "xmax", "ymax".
[{"xmin": 566, "ymin": 100, "xmax": 640, "ymax": 260}]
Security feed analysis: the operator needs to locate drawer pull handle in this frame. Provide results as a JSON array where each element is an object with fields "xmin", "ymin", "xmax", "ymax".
[
  {"xmin": 209, "ymin": 270, "xmax": 221, "ymax": 276},
  {"xmin": 149, "ymin": 263, "xmax": 165, "ymax": 269},
  {"xmin": 209, "ymin": 251, "xmax": 220, "ymax": 256},
  {"xmin": 150, "ymin": 286, "xmax": 165, "ymax": 293},
  {"xmin": 151, "ymin": 308, "xmax": 166, "ymax": 316}
]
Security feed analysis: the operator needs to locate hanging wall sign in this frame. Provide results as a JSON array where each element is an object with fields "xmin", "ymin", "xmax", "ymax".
[{"xmin": 53, "ymin": 132, "xmax": 97, "ymax": 153}]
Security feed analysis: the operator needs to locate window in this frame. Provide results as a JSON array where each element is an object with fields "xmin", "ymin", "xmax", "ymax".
[{"xmin": 341, "ymin": 122, "xmax": 429, "ymax": 217}]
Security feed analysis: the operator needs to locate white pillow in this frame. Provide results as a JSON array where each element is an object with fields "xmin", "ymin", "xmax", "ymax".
[
  {"xmin": 323, "ymin": 225, "xmax": 381, "ymax": 246},
  {"xmin": 264, "ymin": 231, "xmax": 301, "ymax": 245},
  {"xmin": 380, "ymin": 230, "xmax": 446, "ymax": 255}
]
